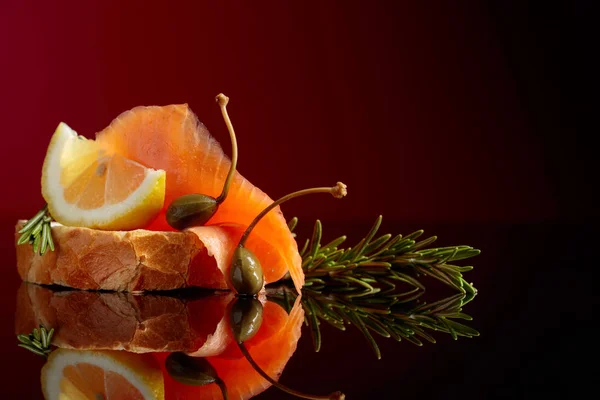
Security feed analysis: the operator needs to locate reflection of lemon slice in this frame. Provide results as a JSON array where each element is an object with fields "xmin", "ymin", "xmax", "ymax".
[
  {"xmin": 41, "ymin": 349, "xmax": 164, "ymax": 400},
  {"xmin": 42, "ymin": 123, "xmax": 166, "ymax": 230}
]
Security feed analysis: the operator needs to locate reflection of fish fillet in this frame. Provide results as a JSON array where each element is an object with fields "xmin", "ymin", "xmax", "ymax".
[
  {"xmin": 15, "ymin": 221, "xmax": 229, "ymax": 291},
  {"xmin": 15, "ymin": 283, "xmax": 233, "ymax": 353},
  {"xmin": 159, "ymin": 296, "xmax": 305, "ymax": 400}
]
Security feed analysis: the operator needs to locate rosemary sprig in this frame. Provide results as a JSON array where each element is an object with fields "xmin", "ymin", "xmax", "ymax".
[
  {"xmin": 277, "ymin": 216, "xmax": 480, "ymax": 358},
  {"xmin": 289, "ymin": 216, "xmax": 479, "ymax": 298},
  {"xmin": 17, "ymin": 204, "xmax": 54, "ymax": 256},
  {"xmin": 16, "ymin": 325, "xmax": 54, "ymax": 358}
]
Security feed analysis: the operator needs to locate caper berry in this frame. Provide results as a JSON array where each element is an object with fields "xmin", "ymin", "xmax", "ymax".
[
  {"xmin": 230, "ymin": 297, "xmax": 263, "ymax": 343},
  {"xmin": 230, "ymin": 247, "xmax": 264, "ymax": 295},
  {"xmin": 165, "ymin": 352, "xmax": 219, "ymax": 386},
  {"xmin": 166, "ymin": 194, "xmax": 218, "ymax": 230},
  {"xmin": 166, "ymin": 94, "xmax": 239, "ymax": 232},
  {"xmin": 232, "ymin": 182, "xmax": 347, "ymax": 294}
]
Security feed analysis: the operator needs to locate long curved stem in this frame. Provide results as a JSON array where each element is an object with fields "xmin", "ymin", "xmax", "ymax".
[
  {"xmin": 216, "ymin": 378, "xmax": 229, "ymax": 400},
  {"xmin": 215, "ymin": 93, "xmax": 238, "ymax": 204},
  {"xmin": 237, "ymin": 342, "xmax": 344, "ymax": 400},
  {"xmin": 238, "ymin": 183, "xmax": 347, "ymax": 247}
]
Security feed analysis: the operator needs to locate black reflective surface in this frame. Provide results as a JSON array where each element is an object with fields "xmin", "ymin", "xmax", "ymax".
[{"xmin": 1, "ymin": 220, "xmax": 590, "ymax": 398}]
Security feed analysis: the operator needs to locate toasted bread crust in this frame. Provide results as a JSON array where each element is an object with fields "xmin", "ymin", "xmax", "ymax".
[{"xmin": 15, "ymin": 221, "xmax": 228, "ymax": 291}]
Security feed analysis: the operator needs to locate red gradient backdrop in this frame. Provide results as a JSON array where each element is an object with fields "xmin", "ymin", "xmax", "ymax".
[{"xmin": 0, "ymin": 1, "xmax": 570, "ymax": 224}]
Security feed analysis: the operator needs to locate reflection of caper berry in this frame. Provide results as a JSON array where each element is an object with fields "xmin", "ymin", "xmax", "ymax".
[
  {"xmin": 230, "ymin": 182, "xmax": 347, "ymax": 295},
  {"xmin": 165, "ymin": 352, "xmax": 230, "ymax": 399},
  {"xmin": 166, "ymin": 93, "xmax": 238, "ymax": 231},
  {"xmin": 230, "ymin": 247, "xmax": 264, "ymax": 296},
  {"xmin": 232, "ymin": 299, "xmax": 345, "ymax": 400},
  {"xmin": 230, "ymin": 297, "xmax": 263, "ymax": 343},
  {"xmin": 165, "ymin": 352, "xmax": 219, "ymax": 386}
]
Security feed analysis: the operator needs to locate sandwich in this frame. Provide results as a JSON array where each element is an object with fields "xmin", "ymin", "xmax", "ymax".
[
  {"xmin": 15, "ymin": 94, "xmax": 347, "ymax": 295},
  {"xmin": 14, "ymin": 93, "xmax": 349, "ymax": 399}
]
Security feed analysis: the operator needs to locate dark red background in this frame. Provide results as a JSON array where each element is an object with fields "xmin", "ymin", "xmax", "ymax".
[
  {"xmin": 0, "ymin": 2, "xmax": 595, "ymax": 398},
  {"xmin": 0, "ymin": 1, "xmax": 586, "ymax": 224}
]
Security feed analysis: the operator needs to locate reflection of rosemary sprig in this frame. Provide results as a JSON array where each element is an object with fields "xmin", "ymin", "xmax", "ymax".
[
  {"xmin": 16, "ymin": 325, "xmax": 54, "ymax": 358},
  {"xmin": 287, "ymin": 216, "xmax": 479, "ymax": 296},
  {"xmin": 17, "ymin": 205, "xmax": 54, "ymax": 256},
  {"xmin": 277, "ymin": 216, "xmax": 480, "ymax": 358},
  {"xmin": 270, "ymin": 288, "xmax": 478, "ymax": 359}
]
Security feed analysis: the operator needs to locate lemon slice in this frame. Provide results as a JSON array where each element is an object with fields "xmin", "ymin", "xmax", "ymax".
[
  {"xmin": 42, "ymin": 123, "xmax": 166, "ymax": 230},
  {"xmin": 41, "ymin": 349, "xmax": 164, "ymax": 400}
]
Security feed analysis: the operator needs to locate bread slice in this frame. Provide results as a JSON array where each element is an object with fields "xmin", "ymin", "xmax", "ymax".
[
  {"xmin": 15, "ymin": 283, "xmax": 234, "ymax": 353},
  {"xmin": 15, "ymin": 221, "xmax": 228, "ymax": 292}
]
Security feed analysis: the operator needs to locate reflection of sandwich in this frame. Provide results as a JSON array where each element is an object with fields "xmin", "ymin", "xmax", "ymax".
[
  {"xmin": 15, "ymin": 95, "xmax": 346, "ymax": 294},
  {"xmin": 16, "ymin": 283, "xmax": 306, "ymax": 400},
  {"xmin": 15, "ymin": 283, "xmax": 233, "ymax": 354}
]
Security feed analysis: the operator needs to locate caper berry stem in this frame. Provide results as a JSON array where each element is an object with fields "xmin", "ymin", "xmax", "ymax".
[
  {"xmin": 215, "ymin": 93, "xmax": 238, "ymax": 205},
  {"xmin": 166, "ymin": 94, "xmax": 239, "ymax": 230},
  {"xmin": 216, "ymin": 378, "xmax": 230, "ymax": 400},
  {"xmin": 237, "ymin": 342, "xmax": 344, "ymax": 400},
  {"xmin": 238, "ymin": 182, "xmax": 347, "ymax": 247}
]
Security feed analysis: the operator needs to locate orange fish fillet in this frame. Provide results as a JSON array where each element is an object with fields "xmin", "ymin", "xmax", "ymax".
[{"xmin": 95, "ymin": 104, "xmax": 304, "ymax": 292}]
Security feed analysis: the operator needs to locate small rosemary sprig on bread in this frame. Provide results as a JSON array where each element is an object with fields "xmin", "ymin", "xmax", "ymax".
[{"xmin": 17, "ymin": 205, "xmax": 54, "ymax": 256}]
